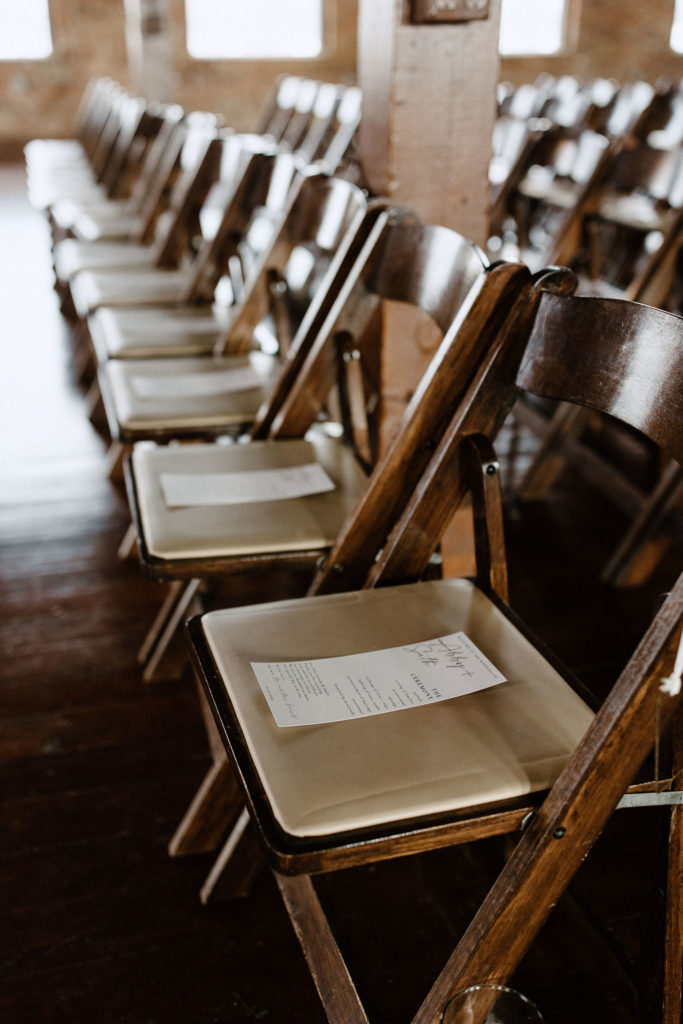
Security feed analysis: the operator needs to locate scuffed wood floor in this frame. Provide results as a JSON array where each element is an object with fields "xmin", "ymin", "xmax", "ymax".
[{"xmin": 0, "ymin": 164, "xmax": 680, "ymax": 1023}]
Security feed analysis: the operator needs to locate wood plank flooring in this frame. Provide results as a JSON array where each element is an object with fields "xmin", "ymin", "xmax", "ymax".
[{"xmin": 0, "ymin": 163, "xmax": 681, "ymax": 1023}]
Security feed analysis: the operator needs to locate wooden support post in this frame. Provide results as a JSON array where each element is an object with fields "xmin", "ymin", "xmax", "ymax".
[
  {"xmin": 356, "ymin": 0, "xmax": 501, "ymax": 246},
  {"xmin": 123, "ymin": 0, "xmax": 175, "ymax": 102},
  {"xmin": 356, "ymin": 0, "xmax": 501, "ymax": 573}
]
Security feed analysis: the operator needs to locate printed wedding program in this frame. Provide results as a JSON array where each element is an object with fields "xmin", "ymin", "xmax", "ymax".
[
  {"xmin": 131, "ymin": 365, "xmax": 263, "ymax": 399},
  {"xmin": 160, "ymin": 462, "xmax": 336, "ymax": 508},
  {"xmin": 251, "ymin": 632, "xmax": 507, "ymax": 727}
]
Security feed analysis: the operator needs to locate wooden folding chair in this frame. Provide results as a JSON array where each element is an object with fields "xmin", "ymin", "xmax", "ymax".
[
  {"xmin": 39, "ymin": 92, "xmax": 159, "ymax": 229},
  {"xmin": 123, "ymin": 211, "xmax": 491, "ymax": 695},
  {"xmin": 253, "ymin": 74, "xmax": 306, "ymax": 141},
  {"xmin": 25, "ymin": 77, "xmax": 123, "ymax": 210},
  {"xmin": 52, "ymin": 110, "xmax": 217, "ymax": 288},
  {"xmin": 502, "ymin": 125, "xmax": 612, "ymax": 270},
  {"xmin": 95, "ymin": 173, "xmax": 375, "ymax": 469},
  {"xmin": 163, "ymin": 257, "xmax": 530, "ymax": 876},
  {"xmin": 187, "ymin": 282, "xmax": 683, "ymax": 1023},
  {"xmin": 24, "ymin": 75, "xmax": 111, "ymax": 174},
  {"xmin": 67, "ymin": 117, "xmax": 226, "ymax": 320},
  {"xmin": 50, "ymin": 102, "xmax": 186, "ymax": 249},
  {"xmin": 514, "ymin": 155, "xmax": 683, "ymax": 586},
  {"xmin": 575, "ymin": 140, "xmax": 683, "ymax": 297}
]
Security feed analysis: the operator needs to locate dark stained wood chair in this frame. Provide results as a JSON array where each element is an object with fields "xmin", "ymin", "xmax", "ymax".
[
  {"xmin": 503, "ymin": 125, "xmax": 613, "ymax": 270},
  {"xmin": 51, "ymin": 102, "xmax": 186, "ymax": 253},
  {"xmin": 122, "ymin": 211, "xmax": 494, "ymax": 690},
  {"xmin": 67, "ymin": 117, "xmax": 227, "ymax": 321},
  {"xmin": 574, "ymin": 140, "xmax": 683, "ymax": 297},
  {"xmin": 52, "ymin": 112, "xmax": 231, "ymax": 305},
  {"xmin": 164, "ymin": 258, "xmax": 532, "ymax": 879},
  {"xmin": 24, "ymin": 75, "xmax": 112, "ymax": 177},
  {"xmin": 187, "ymin": 282, "xmax": 683, "ymax": 1023},
  {"xmin": 94, "ymin": 173, "xmax": 374, "ymax": 470},
  {"xmin": 39, "ymin": 92, "xmax": 164, "ymax": 243},
  {"xmin": 514, "ymin": 162, "xmax": 683, "ymax": 587},
  {"xmin": 25, "ymin": 77, "xmax": 124, "ymax": 211}
]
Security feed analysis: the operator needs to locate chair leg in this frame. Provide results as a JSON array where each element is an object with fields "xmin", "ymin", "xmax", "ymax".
[
  {"xmin": 117, "ymin": 522, "xmax": 138, "ymax": 561},
  {"xmin": 663, "ymin": 803, "xmax": 683, "ymax": 1024},
  {"xmin": 275, "ymin": 872, "xmax": 370, "ymax": 1024},
  {"xmin": 168, "ymin": 751, "xmax": 243, "ymax": 858},
  {"xmin": 72, "ymin": 321, "xmax": 96, "ymax": 386},
  {"xmin": 106, "ymin": 441, "xmax": 130, "ymax": 484},
  {"xmin": 199, "ymin": 807, "xmax": 266, "ymax": 905},
  {"xmin": 138, "ymin": 580, "xmax": 186, "ymax": 665},
  {"xmin": 85, "ymin": 377, "xmax": 109, "ymax": 439},
  {"xmin": 664, "ymin": 710, "xmax": 683, "ymax": 1024},
  {"xmin": 140, "ymin": 578, "xmax": 202, "ymax": 684},
  {"xmin": 602, "ymin": 462, "xmax": 683, "ymax": 588}
]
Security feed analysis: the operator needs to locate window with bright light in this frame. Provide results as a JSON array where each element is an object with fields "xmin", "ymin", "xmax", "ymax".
[
  {"xmin": 671, "ymin": 0, "xmax": 683, "ymax": 52},
  {"xmin": 185, "ymin": 0, "xmax": 323, "ymax": 59},
  {"xmin": 0, "ymin": 0, "xmax": 53, "ymax": 60},
  {"xmin": 499, "ymin": 0, "xmax": 571, "ymax": 56}
]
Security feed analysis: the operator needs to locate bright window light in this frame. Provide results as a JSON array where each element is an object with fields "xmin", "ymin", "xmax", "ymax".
[
  {"xmin": 0, "ymin": 0, "xmax": 53, "ymax": 59},
  {"xmin": 671, "ymin": 0, "xmax": 683, "ymax": 52},
  {"xmin": 499, "ymin": 0, "xmax": 568, "ymax": 56},
  {"xmin": 185, "ymin": 0, "xmax": 323, "ymax": 59}
]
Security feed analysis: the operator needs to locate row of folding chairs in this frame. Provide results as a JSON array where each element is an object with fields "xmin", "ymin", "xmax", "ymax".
[
  {"xmin": 490, "ymin": 75, "xmax": 683, "ymax": 272},
  {"xmin": 490, "ymin": 75, "xmax": 683, "ymax": 592},
  {"xmin": 26, "ymin": 75, "xmax": 683, "ymax": 1022}
]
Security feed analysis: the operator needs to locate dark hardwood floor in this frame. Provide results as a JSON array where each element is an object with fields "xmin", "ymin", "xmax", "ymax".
[{"xmin": 0, "ymin": 163, "xmax": 680, "ymax": 1023}]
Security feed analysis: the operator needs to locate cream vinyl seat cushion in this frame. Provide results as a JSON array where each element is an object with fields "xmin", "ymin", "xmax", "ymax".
[
  {"xmin": 55, "ymin": 238, "xmax": 156, "ymax": 283},
  {"xmin": 71, "ymin": 265, "xmax": 193, "ymax": 318},
  {"xmin": 30, "ymin": 177, "xmax": 105, "ymax": 211},
  {"xmin": 50, "ymin": 196, "xmax": 138, "ymax": 237},
  {"xmin": 70, "ymin": 204, "xmax": 142, "ymax": 242},
  {"xmin": 201, "ymin": 578, "xmax": 595, "ymax": 838},
  {"xmin": 89, "ymin": 304, "xmax": 233, "ymax": 361},
  {"xmin": 102, "ymin": 351, "xmax": 281, "ymax": 435},
  {"xmin": 596, "ymin": 193, "xmax": 668, "ymax": 232},
  {"xmin": 132, "ymin": 432, "xmax": 368, "ymax": 560},
  {"xmin": 517, "ymin": 174, "xmax": 578, "ymax": 209}
]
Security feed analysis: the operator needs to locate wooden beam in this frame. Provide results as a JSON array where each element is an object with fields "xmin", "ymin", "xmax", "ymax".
[{"xmin": 357, "ymin": 0, "xmax": 502, "ymax": 247}]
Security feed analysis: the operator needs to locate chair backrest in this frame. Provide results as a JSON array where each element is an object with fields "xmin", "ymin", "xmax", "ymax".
[
  {"xmin": 88, "ymin": 84, "xmax": 130, "ymax": 181},
  {"xmin": 628, "ymin": 207, "xmax": 683, "ymax": 310},
  {"xmin": 574, "ymin": 141, "xmax": 683, "ymax": 294},
  {"xmin": 366, "ymin": 278, "xmax": 683, "ymax": 589},
  {"xmin": 74, "ymin": 77, "xmax": 115, "ymax": 158},
  {"xmin": 604, "ymin": 80, "xmax": 656, "ymax": 140},
  {"xmin": 257, "ymin": 74, "xmax": 306, "ymax": 142},
  {"xmin": 135, "ymin": 108, "xmax": 190, "ymax": 242},
  {"xmin": 293, "ymin": 82, "xmax": 343, "ymax": 165},
  {"xmin": 127, "ymin": 103, "xmax": 185, "ymax": 224},
  {"xmin": 182, "ymin": 133, "xmax": 283, "ymax": 303},
  {"xmin": 99, "ymin": 96, "xmax": 165, "ymax": 199},
  {"xmin": 516, "ymin": 292, "xmax": 683, "ymax": 460},
  {"xmin": 264, "ymin": 210, "xmax": 492, "ymax": 471},
  {"xmin": 149, "ymin": 115, "xmax": 224, "ymax": 268},
  {"xmin": 516, "ymin": 127, "xmax": 612, "ymax": 266},
  {"xmin": 308, "ymin": 259, "xmax": 530, "ymax": 595},
  {"xmin": 504, "ymin": 77, "xmax": 556, "ymax": 121},
  {"xmin": 226, "ymin": 151, "xmax": 304, "ymax": 294},
  {"xmin": 206, "ymin": 169, "xmax": 374, "ymax": 373},
  {"xmin": 602, "ymin": 140, "xmax": 683, "ymax": 203},
  {"xmin": 297, "ymin": 83, "xmax": 363, "ymax": 176},
  {"xmin": 278, "ymin": 79, "xmax": 321, "ymax": 153},
  {"xmin": 489, "ymin": 117, "xmax": 554, "ymax": 241},
  {"xmin": 629, "ymin": 79, "xmax": 683, "ymax": 143}
]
